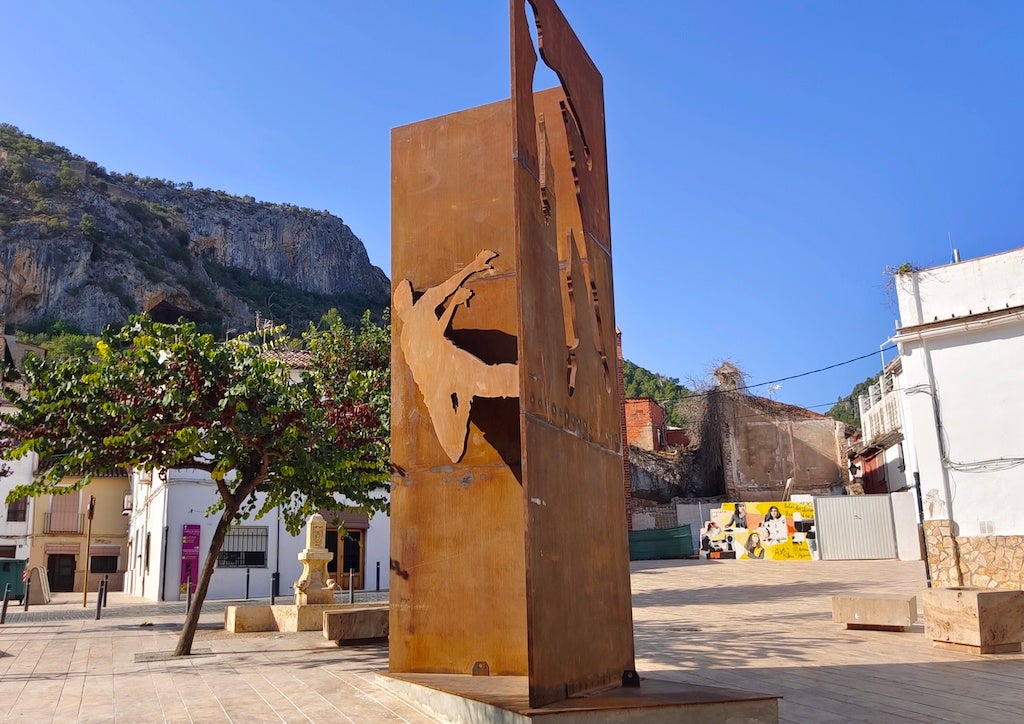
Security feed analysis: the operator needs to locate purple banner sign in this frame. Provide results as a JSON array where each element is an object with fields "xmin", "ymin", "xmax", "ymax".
[{"xmin": 180, "ymin": 524, "xmax": 201, "ymax": 594}]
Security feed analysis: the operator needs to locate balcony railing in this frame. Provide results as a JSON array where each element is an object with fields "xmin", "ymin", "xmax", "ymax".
[
  {"xmin": 44, "ymin": 512, "xmax": 84, "ymax": 534},
  {"xmin": 858, "ymin": 371, "xmax": 901, "ymax": 445}
]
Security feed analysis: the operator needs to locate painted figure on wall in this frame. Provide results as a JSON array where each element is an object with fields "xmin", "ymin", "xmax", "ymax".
[
  {"xmin": 761, "ymin": 505, "xmax": 788, "ymax": 545},
  {"xmin": 745, "ymin": 532, "xmax": 766, "ymax": 559},
  {"xmin": 393, "ymin": 249, "xmax": 520, "ymax": 463},
  {"xmin": 727, "ymin": 502, "xmax": 748, "ymax": 529},
  {"xmin": 704, "ymin": 502, "xmax": 815, "ymax": 560}
]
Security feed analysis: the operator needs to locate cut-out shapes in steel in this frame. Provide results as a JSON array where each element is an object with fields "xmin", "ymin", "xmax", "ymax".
[
  {"xmin": 523, "ymin": 1, "xmax": 613, "ymax": 396},
  {"xmin": 393, "ymin": 249, "xmax": 519, "ymax": 463}
]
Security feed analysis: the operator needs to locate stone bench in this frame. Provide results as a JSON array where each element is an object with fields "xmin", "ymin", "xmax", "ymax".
[
  {"xmin": 323, "ymin": 604, "xmax": 389, "ymax": 645},
  {"xmin": 832, "ymin": 594, "xmax": 918, "ymax": 631}
]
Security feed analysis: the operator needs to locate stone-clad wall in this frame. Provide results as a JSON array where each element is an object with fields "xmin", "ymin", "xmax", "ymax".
[
  {"xmin": 957, "ymin": 536, "xmax": 1024, "ymax": 590},
  {"xmin": 923, "ymin": 520, "xmax": 963, "ymax": 587},
  {"xmin": 923, "ymin": 519, "xmax": 1024, "ymax": 590}
]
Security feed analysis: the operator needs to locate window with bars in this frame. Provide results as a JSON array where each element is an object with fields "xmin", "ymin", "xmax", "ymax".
[
  {"xmin": 216, "ymin": 526, "xmax": 268, "ymax": 568},
  {"xmin": 6, "ymin": 496, "xmax": 27, "ymax": 522},
  {"xmin": 91, "ymin": 556, "xmax": 119, "ymax": 573}
]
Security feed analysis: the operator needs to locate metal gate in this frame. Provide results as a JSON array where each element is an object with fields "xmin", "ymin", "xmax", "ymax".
[{"xmin": 813, "ymin": 495, "xmax": 898, "ymax": 560}]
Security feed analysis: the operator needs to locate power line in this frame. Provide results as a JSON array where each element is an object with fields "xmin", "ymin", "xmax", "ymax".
[
  {"xmin": 643, "ymin": 345, "xmax": 897, "ymax": 405},
  {"xmin": 736, "ymin": 346, "xmax": 897, "ymax": 391}
]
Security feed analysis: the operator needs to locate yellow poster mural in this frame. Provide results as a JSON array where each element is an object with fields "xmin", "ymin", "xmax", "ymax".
[{"xmin": 700, "ymin": 501, "xmax": 816, "ymax": 561}]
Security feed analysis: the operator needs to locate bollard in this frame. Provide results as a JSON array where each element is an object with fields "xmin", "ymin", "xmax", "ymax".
[
  {"xmin": 186, "ymin": 576, "xmax": 193, "ymax": 613},
  {"xmin": 376, "ymin": 561, "xmax": 380, "ymax": 592},
  {"xmin": 1, "ymin": 583, "xmax": 10, "ymax": 624},
  {"xmin": 271, "ymin": 572, "xmax": 279, "ymax": 605},
  {"xmin": 95, "ymin": 580, "xmax": 105, "ymax": 620},
  {"xmin": 348, "ymin": 568, "xmax": 354, "ymax": 604},
  {"xmin": 23, "ymin": 576, "xmax": 31, "ymax": 612},
  {"xmin": 245, "ymin": 568, "xmax": 250, "ymax": 600},
  {"xmin": 102, "ymin": 574, "xmax": 109, "ymax": 607}
]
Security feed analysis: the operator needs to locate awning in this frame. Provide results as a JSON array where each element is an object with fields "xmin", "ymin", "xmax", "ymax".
[
  {"xmin": 45, "ymin": 543, "xmax": 80, "ymax": 554},
  {"xmin": 320, "ymin": 508, "xmax": 369, "ymax": 530}
]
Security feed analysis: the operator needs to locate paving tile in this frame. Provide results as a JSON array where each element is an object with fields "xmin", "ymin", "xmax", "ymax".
[{"xmin": 3, "ymin": 561, "xmax": 1024, "ymax": 722}]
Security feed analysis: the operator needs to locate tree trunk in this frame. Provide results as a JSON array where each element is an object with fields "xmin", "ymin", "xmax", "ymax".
[{"xmin": 173, "ymin": 502, "xmax": 238, "ymax": 656}]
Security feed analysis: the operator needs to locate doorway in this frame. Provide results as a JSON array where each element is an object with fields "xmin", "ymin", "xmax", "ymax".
[
  {"xmin": 48, "ymin": 554, "xmax": 76, "ymax": 592},
  {"xmin": 326, "ymin": 528, "xmax": 364, "ymax": 590}
]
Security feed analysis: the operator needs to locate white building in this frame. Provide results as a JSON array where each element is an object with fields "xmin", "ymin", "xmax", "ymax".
[
  {"xmin": 0, "ymin": 336, "xmax": 43, "ymax": 563},
  {"xmin": 124, "ymin": 467, "xmax": 390, "ymax": 601},
  {"xmin": 0, "ymin": 440, "xmax": 34, "ymax": 562},
  {"xmin": 893, "ymin": 246, "xmax": 1024, "ymax": 587},
  {"xmin": 855, "ymin": 357, "xmax": 909, "ymax": 496},
  {"xmin": 852, "ymin": 358, "xmax": 923, "ymax": 561}
]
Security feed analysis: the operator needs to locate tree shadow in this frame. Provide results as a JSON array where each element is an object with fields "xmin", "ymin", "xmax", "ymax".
[{"xmin": 631, "ymin": 580, "xmax": 865, "ymax": 608}]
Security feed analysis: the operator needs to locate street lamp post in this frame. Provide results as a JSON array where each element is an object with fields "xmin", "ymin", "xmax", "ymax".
[{"xmin": 82, "ymin": 495, "xmax": 95, "ymax": 608}]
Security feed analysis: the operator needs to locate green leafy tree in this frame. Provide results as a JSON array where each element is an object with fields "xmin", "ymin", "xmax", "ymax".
[
  {"xmin": 78, "ymin": 213, "xmax": 103, "ymax": 242},
  {"xmin": 57, "ymin": 162, "xmax": 80, "ymax": 192},
  {"xmin": 827, "ymin": 375, "xmax": 876, "ymax": 429},
  {"xmin": 5, "ymin": 156, "xmax": 31, "ymax": 183},
  {"xmin": 26, "ymin": 179, "xmax": 45, "ymax": 200},
  {"xmin": 2, "ymin": 313, "xmax": 390, "ymax": 656},
  {"xmin": 319, "ymin": 307, "xmax": 343, "ymax": 329},
  {"xmin": 16, "ymin": 325, "xmax": 99, "ymax": 361}
]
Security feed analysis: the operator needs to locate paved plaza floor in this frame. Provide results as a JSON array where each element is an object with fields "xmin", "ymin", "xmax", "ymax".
[{"xmin": 1, "ymin": 559, "xmax": 1021, "ymax": 722}]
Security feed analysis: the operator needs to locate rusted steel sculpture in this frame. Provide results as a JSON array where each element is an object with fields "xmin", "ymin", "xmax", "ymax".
[{"xmin": 390, "ymin": 0, "xmax": 633, "ymax": 707}]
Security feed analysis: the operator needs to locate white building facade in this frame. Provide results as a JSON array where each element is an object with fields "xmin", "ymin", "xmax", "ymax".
[
  {"xmin": 124, "ymin": 467, "xmax": 390, "ymax": 601},
  {"xmin": 0, "ymin": 441, "xmax": 35, "ymax": 562},
  {"xmin": 856, "ymin": 359, "xmax": 909, "ymax": 495},
  {"xmin": 893, "ymin": 247, "xmax": 1024, "ymax": 587},
  {"xmin": 1, "ymin": 338, "xmax": 44, "ymax": 565}
]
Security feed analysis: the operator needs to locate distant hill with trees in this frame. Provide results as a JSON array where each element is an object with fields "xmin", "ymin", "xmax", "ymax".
[
  {"xmin": 826, "ymin": 375, "xmax": 875, "ymax": 429},
  {"xmin": 0, "ymin": 124, "xmax": 389, "ymax": 337},
  {"xmin": 622, "ymin": 360, "xmax": 691, "ymax": 427}
]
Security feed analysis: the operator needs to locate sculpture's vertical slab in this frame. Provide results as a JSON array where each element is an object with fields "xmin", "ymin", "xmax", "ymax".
[
  {"xmin": 512, "ymin": 1, "xmax": 634, "ymax": 706},
  {"xmin": 390, "ymin": 0, "xmax": 632, "ymax": 708},
  {"xmin": 390, "ymin": 100, "xmax": 529, "ymax": 676},
  {"xmin": 386, "ymin": 4, "xmax": 780, "ymax": 717}
]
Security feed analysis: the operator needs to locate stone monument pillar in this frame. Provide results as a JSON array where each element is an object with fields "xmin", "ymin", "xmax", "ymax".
[{"xmin": 294, "ymin": 513, "xmax": 334, "ymax": 606}]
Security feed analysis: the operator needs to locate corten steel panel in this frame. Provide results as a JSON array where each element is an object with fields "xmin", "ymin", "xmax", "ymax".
[
  {"xmin": 513, "ymin": 1, "xmax": 634, "ymax": 707},
  {"xmin": 390, "ymin": 0, "xmax": 633, "ymax": 705},
  {"xmin": 390, "ymin": 99, "xmax": 528, "ymax": 676},
  {"xmin": 525, "ymin": 0, "xmax": 611, "ymax": 252}
]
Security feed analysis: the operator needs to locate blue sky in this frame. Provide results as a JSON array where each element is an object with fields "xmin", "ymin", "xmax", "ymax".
[{"xmin": 3, "ymin": 1, "xmax": 1023, "ymax": 412}]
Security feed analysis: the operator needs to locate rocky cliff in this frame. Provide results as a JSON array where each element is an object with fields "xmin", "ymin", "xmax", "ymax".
[{"xmin": 0, "ymin": 124, "xmax": 389, "ymax": 335}]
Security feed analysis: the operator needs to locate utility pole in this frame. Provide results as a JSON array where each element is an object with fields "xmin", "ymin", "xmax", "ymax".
[{"xmin": 82, "ymin": 495, "xmax": 95, "ymax": 608}]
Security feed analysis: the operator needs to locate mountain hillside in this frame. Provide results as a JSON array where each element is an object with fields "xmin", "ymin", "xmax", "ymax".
[
  {"xmin": 622, "ymin": 360, "xmax": 691, "ymax": 427},
  {"xmin": 0, "ymin": 124, "xmax": 389, "ymax": 336},
  {"xmin": 826, "ymin": 375, "xmax": 874, "ymax": 429}
]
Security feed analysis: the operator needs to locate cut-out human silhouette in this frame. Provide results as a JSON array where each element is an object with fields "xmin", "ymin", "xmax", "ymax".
[{"xmin": 393, "ymin": 249, "xmax": 519, "ymax": 463}]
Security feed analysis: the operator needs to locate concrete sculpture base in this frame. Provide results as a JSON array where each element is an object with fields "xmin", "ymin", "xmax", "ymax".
[{"xmin": 375, "ymin": 673, "xmax": 779, "ymax": 723}]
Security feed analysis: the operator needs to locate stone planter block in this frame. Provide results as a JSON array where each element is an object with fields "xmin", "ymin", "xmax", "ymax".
[{"xmin": 923, "ymin": 587, "xmax": 1024, "ymax": 654}]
